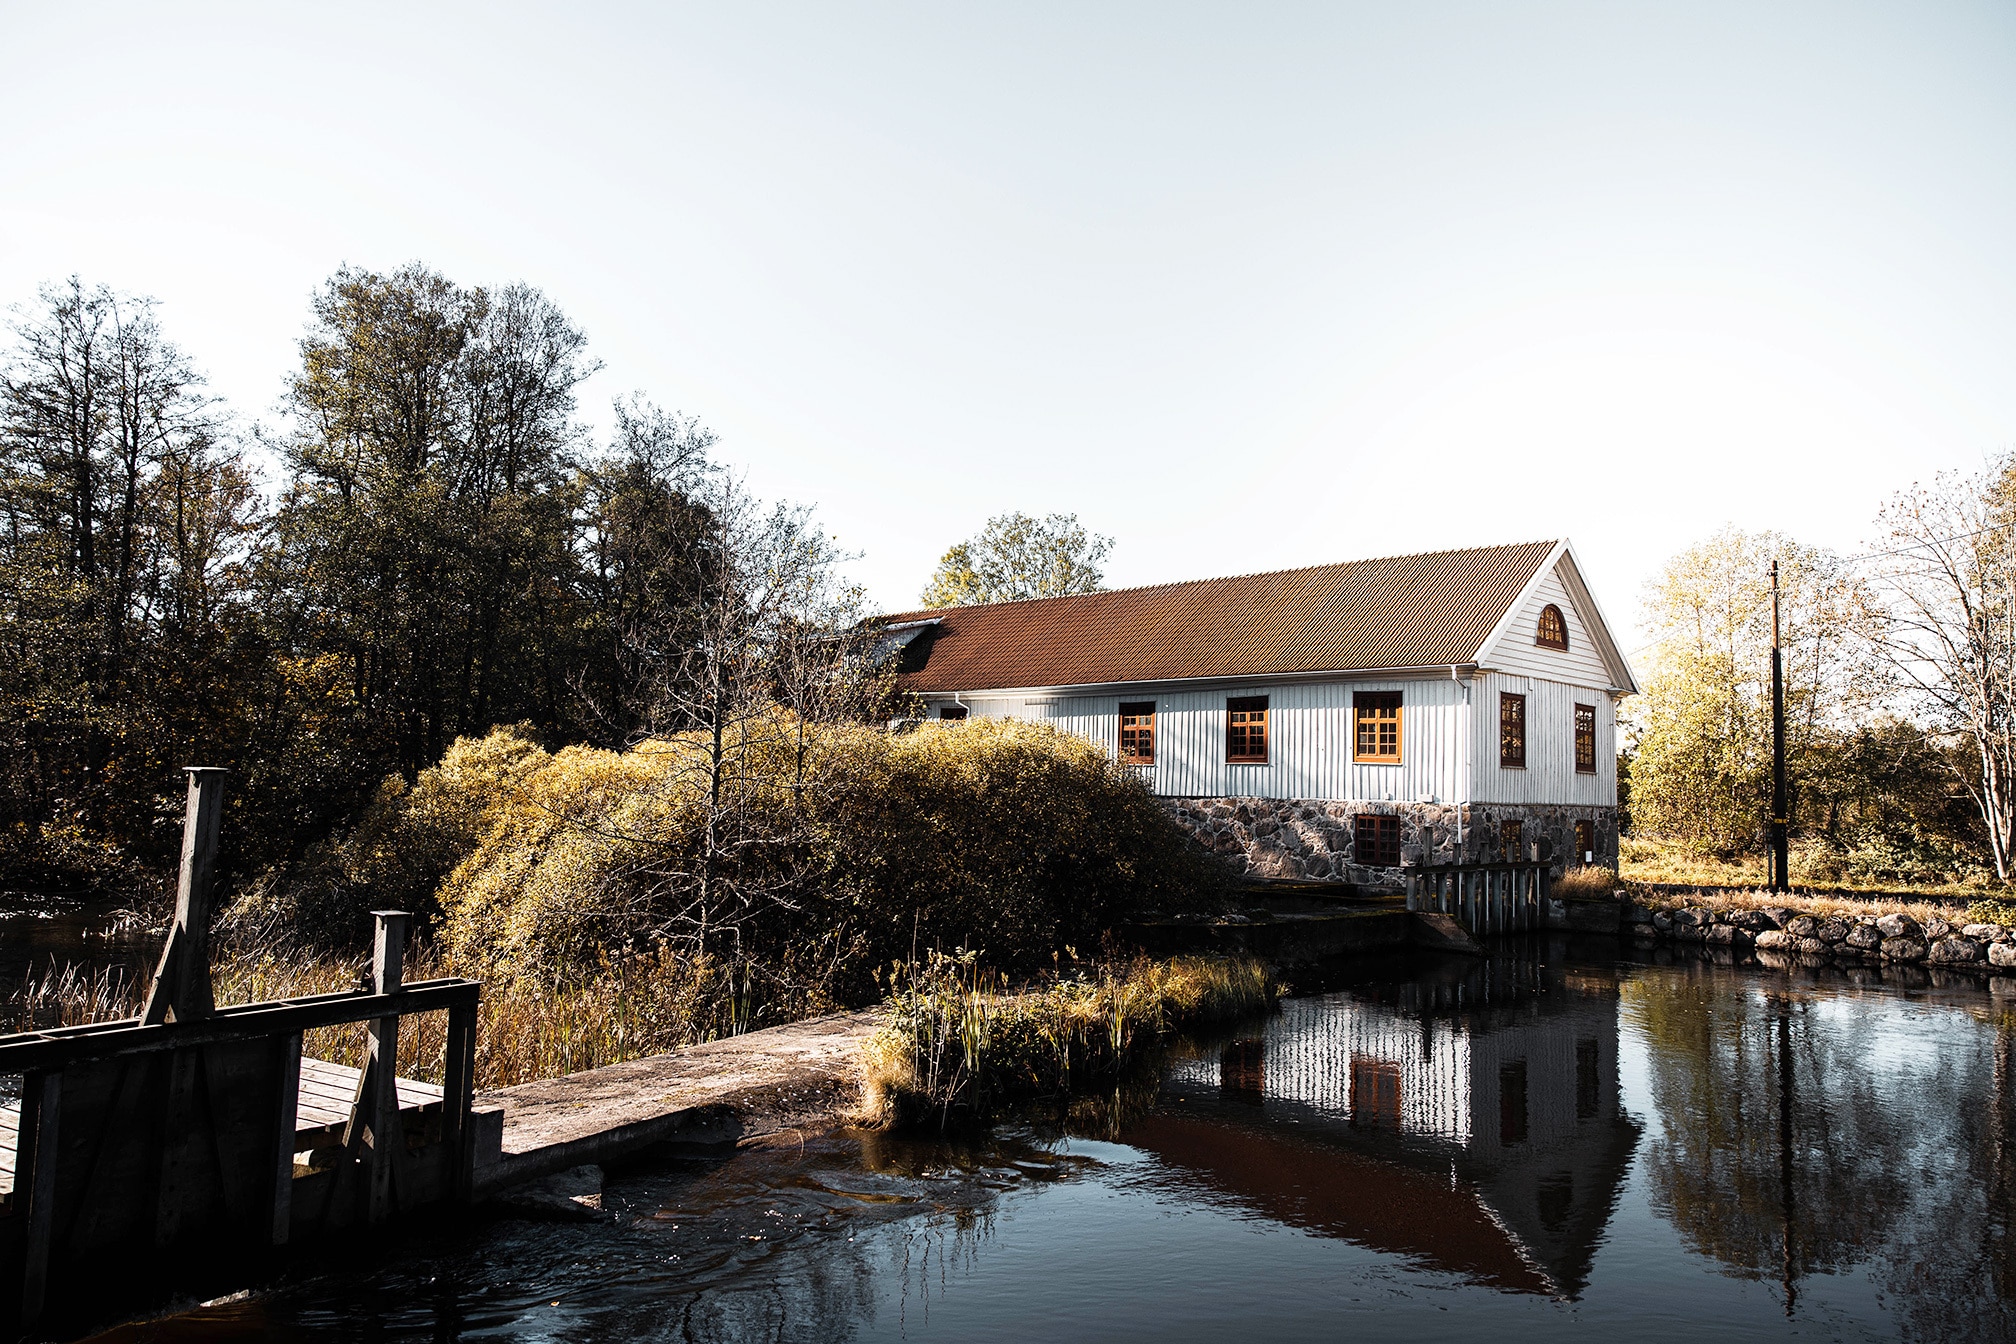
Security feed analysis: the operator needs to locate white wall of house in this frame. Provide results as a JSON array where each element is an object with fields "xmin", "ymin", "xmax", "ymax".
[
  {"xmin": 1468, "ymin": 672, "xmax": 1616, "ymax": 806},
  {"xmin": 933, "ymin": 667, "xmax": 1615, "ymax": 808}
]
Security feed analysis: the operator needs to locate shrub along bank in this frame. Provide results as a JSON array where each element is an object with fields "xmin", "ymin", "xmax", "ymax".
[{"xmin": 226, "ymin": 716, "xmax": 1233, "ymax": 1038}]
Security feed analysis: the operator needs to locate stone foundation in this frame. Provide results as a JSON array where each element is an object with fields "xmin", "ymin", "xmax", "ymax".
[{"xmin": 1165, "ymin": 797, "xmax": 1619, "ymax": 885}]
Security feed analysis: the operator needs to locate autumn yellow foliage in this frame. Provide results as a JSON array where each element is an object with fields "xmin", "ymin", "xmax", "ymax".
[{"xmin": 246, "ymin": 716, "xmax": 1231, "ymax": 1013}]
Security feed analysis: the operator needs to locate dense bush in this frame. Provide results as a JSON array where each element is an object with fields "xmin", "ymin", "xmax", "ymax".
[{"xmin": 241, "ymin": 718, "xmax": 1231, "ymax": 1008}]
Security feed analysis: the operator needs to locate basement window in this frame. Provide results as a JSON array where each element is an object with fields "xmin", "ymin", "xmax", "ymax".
[
  {"xmin": 1575, "ymin": 703, "xmax": 1597, "ymax": 774},
  {"xmin": 1119, "ymin": 701, "xmax": 1156, "ymax": 764},
  {"xmin": 1499, "ymin": 692, "xmax": 1526, "ymax": 769},
  {"xmin": 1355, "ymin": 813, "xmax": 1401, "ymax": 867},
  {"xmin": 1353, "ymin": 691, "xmax": 1402, "ymax": 763},
  {"xmin": 1226, "ymin": 696, "xmax": 1269, "ymax": 764}
]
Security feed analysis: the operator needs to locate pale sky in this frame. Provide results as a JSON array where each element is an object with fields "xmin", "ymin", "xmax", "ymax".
[{"xmin": 4, "ymin": 2, "xmax": 2012, "ymax": 643}]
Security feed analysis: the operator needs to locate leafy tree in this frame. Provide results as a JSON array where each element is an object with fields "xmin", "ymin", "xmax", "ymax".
[
  {"xmin": 269, "ymin": 264, "xmax": 597, "ymax": 780},
  {"xmin": 0, "ymin": 279, "xmax": 262, "ymax": 883},
  {"xmin": 919, "ymin": 511, "xmax": 1111, "ymax": 607},
  {"xmin": 1624, "ymin": 528, "xmax": 1880, "ymax": 855}
]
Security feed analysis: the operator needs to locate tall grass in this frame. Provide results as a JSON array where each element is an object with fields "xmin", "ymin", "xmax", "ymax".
[
  {"xmin": 7, "ymin": 941, "xmax": 821, "ymax": 1091},
  {"xmin": 860, "ymin": 952, "xmax": 1276, "ymax": 1128},
  {"xmin": 1621, "ymin": 834, "xmax": 1997, "ymax": 897}
]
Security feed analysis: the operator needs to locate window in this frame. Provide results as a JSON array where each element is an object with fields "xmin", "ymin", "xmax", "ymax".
[
  {"xmin": 1351, "ymin": 1056, "xmax": 1403, "ymax": 1128},
  {"xmin": 1220, "ymin": 1038, "xmax": 1264, "ymax": 1101},
  {"xmin": 1499, "ymin": 692, "xmax": 1526, "ymax": 769},
  {"xmin": 1576, "ymin": 1039, "xmax": 1600, "ymax": 1120},
  {"xmin": 939, "ymin": 705, "xmax": 967, "ymax": 721},
  {"xmin": 1356, "ymin": 814, "xmax": 1401, "ymax": 867},
  {"xmin": 1537, "ymin": 603, "xmax": 1569, "ymax": 650},
  {"xmin": 1226, "ymin": 696, "xmax": 1269, "ymax": 763},
  {"xmin": 1575, "ymin": 818, "xmax": 1595, "ymax": 863},
  {"xmin": 1353, "ymin": 691, "xmax": 1403, "ymax": 763},
  {"xmin": 1500, "ymin": 819, "xmax": 1524, "ymax": 860},
  {"xmin": 1574, "ymin": 702, "xmax": 1597, "ymax": 774},
  {"xmin": 1118, "ymin": 701, "xmax": 1156, "ymax": 764}
]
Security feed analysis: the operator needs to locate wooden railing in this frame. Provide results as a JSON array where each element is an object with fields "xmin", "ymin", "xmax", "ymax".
[{"xmin": 1403, "ymin": 860, "xmax": 1552, "ymax": 937}]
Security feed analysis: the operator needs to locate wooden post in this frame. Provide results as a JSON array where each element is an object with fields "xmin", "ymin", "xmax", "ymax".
[
  {"xmin": 345, "ymin": 911, "xmax": 410, "ymax": 1225},
  {"xmin": 443, "ymin": 1000, "xmax": 477, "ymax": 1202},
  {"xmin": 142, "ymin": 768, "xmax": 228, "ymax": 1025},
  {"xmin": 19, "ymin": 1070, "xmax": 61, "ymax": 1328},
  {"xmin": 269, "ymin": 1032, "xmax": 303, "ymax": 1245}
]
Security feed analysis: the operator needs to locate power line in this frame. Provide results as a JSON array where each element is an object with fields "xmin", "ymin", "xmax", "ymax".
[{"xmin": 1835, "ymin": 525, "xmax": 2005, "ymax": 566}]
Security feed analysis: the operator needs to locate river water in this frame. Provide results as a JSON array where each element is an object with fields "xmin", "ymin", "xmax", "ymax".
[{"xmin": 85, "ymin": 940, "xmax": 2016, "ymax": 1342}]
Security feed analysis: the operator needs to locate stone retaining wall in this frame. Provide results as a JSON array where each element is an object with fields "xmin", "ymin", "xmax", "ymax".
[
  {"xmin": 1164, "ymin": 797, "xmax": 1618, "ymax": 885},
  {"xmin": 1620, "ymin": 898, "xmax": 2014, "ymax": 972}
]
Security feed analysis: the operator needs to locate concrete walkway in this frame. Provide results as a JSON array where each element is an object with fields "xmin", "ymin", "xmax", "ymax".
[{"xmin": 470, "ymin": 1010, "xmax": 882, "ymax": 1192}]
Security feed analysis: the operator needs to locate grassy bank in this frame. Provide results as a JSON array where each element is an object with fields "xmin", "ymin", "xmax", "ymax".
[
  {"xmin": 1553, "ymin": 865, "xmax": 2004, "ymax": 930},
  {"xmin": 860, "ymin": 953, "xmax": 1276, "ymax": 1128},
  {"xmin": 1620, "ymin": 835, "xmax": 1997, "ymax": 900},
  {"xmin": 10, "ymin": 941, "xmax": 805, "ymax": 1090}
]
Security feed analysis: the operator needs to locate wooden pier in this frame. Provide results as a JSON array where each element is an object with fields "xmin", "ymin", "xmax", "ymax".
[{"xmin": 0, "ymin": 769, "xmax": 487, "ymax": 1334}]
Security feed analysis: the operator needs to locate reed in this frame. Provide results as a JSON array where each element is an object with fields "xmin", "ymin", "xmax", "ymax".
[
  {"xmin": 6, "ymin": 941, "xmax": 819, "ymax": 1091},
  {"xmin": 1552, "ymin": 865, "xmax": 1622, "ymax": 899},
  {"xmin": 859, "ymin": 951, "xmax": 1276, "ymax": 1128}
]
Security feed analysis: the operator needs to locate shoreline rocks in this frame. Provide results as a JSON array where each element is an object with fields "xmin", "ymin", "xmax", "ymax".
[{"xmin": 1620, "ymin": 897, "xmax": 2012, "ymax": 973}]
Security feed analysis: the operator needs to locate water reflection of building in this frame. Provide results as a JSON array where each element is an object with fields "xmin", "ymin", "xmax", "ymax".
[{"xmin": 1143, "ymin": 947, "xmax": 1640, "ymax": 1299}]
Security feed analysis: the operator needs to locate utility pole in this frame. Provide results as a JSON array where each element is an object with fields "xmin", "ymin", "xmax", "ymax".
[{"xmin": 1770, "ymin": 561, "xmax": 1790, "ymax": 894}]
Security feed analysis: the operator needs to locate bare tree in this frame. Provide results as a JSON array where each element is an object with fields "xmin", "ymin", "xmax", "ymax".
[
  {"xmin": 612, "ymin": 467, "xmax": 880, "ymax": 965},
  {"xmin": 1864, "ymin": 455, "xmax": 2016, "ymax": 879}
]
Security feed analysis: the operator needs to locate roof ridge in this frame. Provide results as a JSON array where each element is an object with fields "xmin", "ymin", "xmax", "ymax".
[{"xmin": 888, "ymin": 538, "xmax": 1560, "ymax": 619}]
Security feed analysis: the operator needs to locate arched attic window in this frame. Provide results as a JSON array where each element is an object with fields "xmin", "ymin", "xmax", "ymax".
[{"xmin": 1536, "ymin": 603, "xmax": 1569, "ymax": 651}]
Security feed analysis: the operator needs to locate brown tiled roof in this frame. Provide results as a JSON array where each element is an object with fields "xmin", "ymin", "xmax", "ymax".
[{"xmin": 885, "ymin": 540, "xmax": 1559, "ymax": 693}]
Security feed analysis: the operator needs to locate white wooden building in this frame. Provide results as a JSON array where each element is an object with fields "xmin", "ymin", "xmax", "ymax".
[{"xmin": 883, "ymin": 539, "xmax": 1637, "ymax": 879}]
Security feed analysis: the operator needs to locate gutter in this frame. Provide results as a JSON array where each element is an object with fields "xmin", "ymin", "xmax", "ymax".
[{"xmin": 908, "ymin": 662, "xmax": 1484, "ymax": 701}]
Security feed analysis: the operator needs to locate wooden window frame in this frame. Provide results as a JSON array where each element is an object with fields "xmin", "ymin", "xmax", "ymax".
[
  {"xmin": 1574, "ymin": 702, "xmax": 1597, "ymax": 774},
  {"xmin": 1118, "ymin": 701, "xmax": 1156, "ymax": 765},
  {"xmin": 1355, "ymin": 813, "xmax": 1401, "ymax": 867},
  {"xmin": 1499, "ymin": 692, "xmax": 1526, "ymax": 769},
  {"xmin": 1575, "ymin": 818, "xmax": 1596, "ymax": 863},
  {"xmin": 1500, "ymin": 819, "xmax": 1524, "ymax": 860},
  {"xmin": 1536, "ymin": 603, "xmax": 1569, "ymax": 651},
  {"xmin": 1226, "ymin": 695, "xmax": 1269, "ymax": 764},
  {"xmin": 1352, "ymin": 691, "xmax": 1403, "ymax": 764}
]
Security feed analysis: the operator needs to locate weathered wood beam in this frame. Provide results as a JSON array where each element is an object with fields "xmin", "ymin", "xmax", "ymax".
[
  {"xmin": 141, "ymin": 768, "xmax": 228, "ymax": 1025},
  {"xmin": 18, "ymin": 1071, "xmax": 61, "ymax": 1328},
  {"xmin": 269, "ymin": 1033, "xmax": 302, "ymax": 1246},
  {"xmin": 0, "ymin": 980, "xmax": 478, "ymax": 1072}
]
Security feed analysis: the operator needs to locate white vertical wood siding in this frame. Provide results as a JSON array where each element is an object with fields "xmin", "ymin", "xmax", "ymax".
[
  {"xmin": 1469, "ymin": 672, "xmax": 1615, "ymax": 805},
  {"xmin": 948, "ymin": 677, "xmax": 1470, "ymax": 803},
  {"xmin": 1165, "ymin": 994, "xmax": 1473, "ymax": 1143},
  {"xmin": 1483, "ymin": 564, "xmax": 1618, "ymax": 688}
]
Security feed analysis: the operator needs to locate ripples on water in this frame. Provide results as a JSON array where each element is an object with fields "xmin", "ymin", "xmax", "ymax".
[{"xmin": 80, "ymin": 941, "xmax": 2016, "ymax": 1343}]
